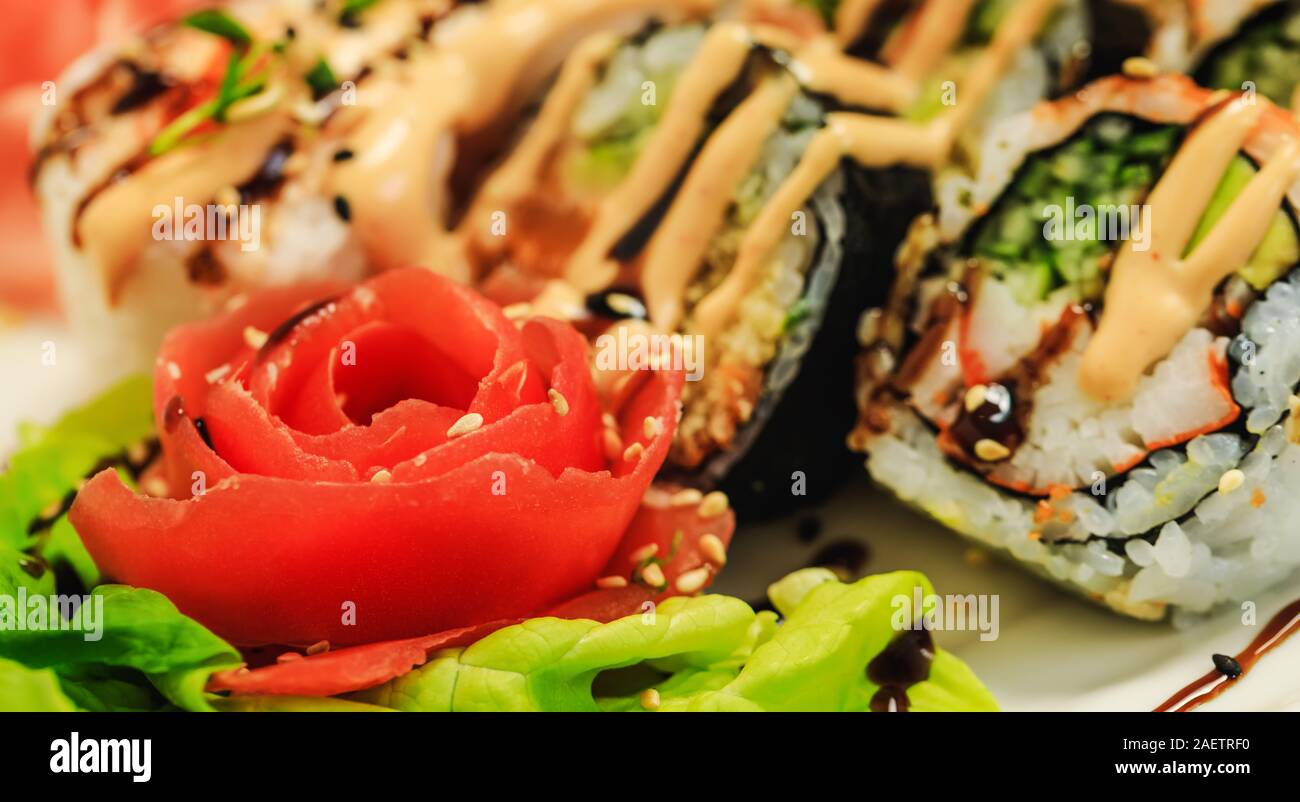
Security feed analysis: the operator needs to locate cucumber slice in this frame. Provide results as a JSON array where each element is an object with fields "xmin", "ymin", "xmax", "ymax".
[{"xmin": 1185, "ymin": 155, "xmax": 1300, "ymax": 290}]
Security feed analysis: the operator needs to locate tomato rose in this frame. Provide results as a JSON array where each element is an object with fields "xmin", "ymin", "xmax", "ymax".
[{"xmin": 70, "ymin": 268, "xmax": 731, "ymax": 650}]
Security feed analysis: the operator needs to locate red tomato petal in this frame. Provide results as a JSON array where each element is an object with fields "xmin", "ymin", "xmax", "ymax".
[{"xmin": 206, "ymin": 619, "xmax": 517, "ymax": 697}]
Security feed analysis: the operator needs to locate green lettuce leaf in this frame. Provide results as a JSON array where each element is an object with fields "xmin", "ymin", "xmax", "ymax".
[
  {"xmin": 0, "ymin": 585, "xmax": 242, "ymax": 712},
  {"xmin": 0, "ymin": 658, "xmax": 78, "ymax": 712},
  {"xmin": 1, "ymin": 375, "xmax": 152, "ymax": 552},
  {"xmin": 354, "ymin": 571, "xmax": 998, "ymax": 712}
]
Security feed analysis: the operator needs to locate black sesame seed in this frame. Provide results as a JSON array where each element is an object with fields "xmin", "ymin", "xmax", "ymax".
[
  {"xmin": 285, "ymin": 26, "xmax": 296, "ymax": 40},
  {"xmin": 18, "ymin": 555, "xmax": 46, "ymax": 579},
  {"xmin": 795, "ymin": 515, "xmax": 823, "ymax": 543},
  {"xmin": 333, "ymin": 195, "xmax": 352, "ymax": 221},
  {"xmin": 332, "ymin": 148, "xmax": 355, "ymax": 162},
  {"xmin": 1212, "ymin": 653, "xmax": 1243, "ymax": 679},
  {"xmin": 193, "ymin": 417, "xmax": 215, "ymax": 451}
]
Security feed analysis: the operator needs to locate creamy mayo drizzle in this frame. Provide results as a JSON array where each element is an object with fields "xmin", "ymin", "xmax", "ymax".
[
  {"xmin": 79, "ymin": 110, "xmax": 294, "ymax": 302},
  {"xmin": 885, "ymin": 0, "xmax": 976, "ymax": 80},
  {"xmin": 640, "ymin": 73, "xmax": 799, "ymax": 330},
  {"xmin": 688, "ymin": 0, "xmax": 1057, "ymax": 336},
  {"xmin": 561, "ymin": 22, "xmax": 754, "ymax": 293},
  {"xmin": 333, "ymin": 0, "xmax": 718, "ymax": 282},
  {"xmin": 833, "ymin": 0, "xmax": 886, "ymax": 48},
  {"xmin": 1079, "ymin": 97, "xmax": 1300, "ymax": 402},
  {"xmin": 458, "ymin": 31, "xmax": 620, "ymax": 251}
]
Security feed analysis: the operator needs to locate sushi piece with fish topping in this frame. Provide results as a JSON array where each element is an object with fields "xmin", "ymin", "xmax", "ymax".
[
  {"xmin": 32, "ymin": 0, "xmax": 479, "ymax": 379},
  {"xmin": 851, "ymin": 71, "xmax": 1300, "ymax": 620},
  {"xmin": 35, "ymin": 0, "xmax": 721, "ymax": 380},
  {"xmin": 460, "ymin": 1, "xmax": 1097, "ymax": 517}
]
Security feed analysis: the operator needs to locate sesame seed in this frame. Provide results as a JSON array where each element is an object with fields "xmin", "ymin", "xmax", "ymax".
[
  {"xmin": 446, "ymin": 413, "xmax": 484, "ymax": 438},
  {"xmin": 333, "ymin": 195, "xmax": 352, "ymax": 221},
  {"xmin": 215, "ymin": 185, "xmax": 240, "ymax": 210},
  {"xmin": 503, "ymin": 302, "xmax": 532, "ymax": 320},
  {"xmin": 630, "ymin": 543, "xmax": 659, "ymax": 564},
  {"xmin": 1218, "ymin": 468, "xmax": 1245, "ymax": 495},
  {"xmin": 698, "ymin": 491, "xmax": 729, "ymax": 518},
  {"xmin": 643, "ymin": 416, "xmax": 662, "ymax": 439},
  {"xmin": 595, "ymin": 575, "xmax": 628, "ymax": 589},
  {"xmin": 332, "ymin": 148, "xmax": 355, "ymax": 162},
  {"xmin": 698, "ymin": 534, "xmax": 727, "ymax": 566},
  {"xmin": 602, "ymin": 412, "xmax": 618, "ymax": 430},
  {"xmin": 548, "ymin": 388, "xmax": 570, "ymax": 416},
  {"xmin": 623, "ymin": 442, "xmax": 644, "ymax": 462},
  {"xmin": 1122, "ymin": 56, "xmax": 1159, "ymax": 79},
  {"xmin": 413, "ymin": 453, "xmax": 428, "ymax": 467},
  {"xmin": 606, "ymin": 292, "xmax": 642, "ymax": 317},
  {"xmin": 243, "ymin": 326, "xmax": 269, "ymax": 350},
  {"xmin": 640, "ymin": 562, "xmax": 666, "ymax": 588},
  {"xmin": 670, "ymin": 488, "xmax": 703, "ymax": 507},
  {"xmin": 166, "ymin": 361, "xmax": 182, "ymax": 380},
  {"xmin": 205, "ymin": 364, "xmax": 231, "ymax": 384},
  {"xmin": 276, "ymin": 652, "xmax": 303, "ymax": 663},
  {"xmin": 675, "ymin": 567, "xmax": 710, "ymax": 594},
  {"xmin": 224, "ymin": 294, "xmax": 248, "ymax": 312},
  {"xmin": 127, "ymin": 441, "xmax": 149, "ymax": 465},
  {"xmin": 306, "ymin": 640, "xmax": 330, "ymax": 656},
  {"xmin": 973, "ymin": 439, "xmax": 1011, "ymax": 462},
  {"xmin": 603, "ymin": 429, "xmax": 624, "ymax": 462},
  {"xmin": 142, "ymin": 477, "xmax": 169, "ymax": 498},
  {"xmin": 370, "ymin": 469, "xmax": 392, "ymax": 484},
  {"xmin": 964, "ymin": 384, "xmax": 988, "ymax": 413},
  {"xmin": 639, "ymin": 688, "xmax": 660, "ymax": 711}
]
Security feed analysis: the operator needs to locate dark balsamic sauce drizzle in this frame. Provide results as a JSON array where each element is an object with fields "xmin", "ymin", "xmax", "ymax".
[
  {"xmin": 867, "ymin": 628, "xmax": 935, "ymax": 712},
  {"xmin": 1155, "ymin": 598, "xmax": 1300, "ymax": 712},
  {"xmin": 255, "ymin": 295, "xmax": 342, "ymax": 360},
  {"xmin": 24, "ymin": 438, "xmax": 160, "ymax": 536}
]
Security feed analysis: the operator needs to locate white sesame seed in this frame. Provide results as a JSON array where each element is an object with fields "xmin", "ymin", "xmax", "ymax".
[
  {"xmin": 643, "ymin": 416, "xmax": 663, "ymax": 439},
  {"xmin": 305, "ymin": 640, "xmax": 330, "ymax": 656},
  {"xmin": 127, "ymin": 441, "xmax": 149, "ymax": 465},
  {"xmin": 413, "ymin": 453, "xmax": 428, "ymax": 467},
  {"xmin": 640, "ymin": 562, "xmax": 666, "ymax": 588},
  {"xmin": 446, "ymin": 413, "xmax": 484, "ymax": 438},
  {"xmin": 974, "ymin": 439, "xmax": 1011, "ymax": 462},
  {"xmin": 698, "ymin": 491, "xmax": 729, "ymax": 518},
  {"xmin": 548, "ymin": 388, "xmax": 570, "ymax": 416},
  {"xmin": 1122, "ymin": 56, "xmax": 1159, "ymax": 78},
  {"xmin": 370, "ymin": 469, "xmax": 392, "ymax": 484},
  {"xmin": 1218, "ymin": 468, "xmax": 1246, "ymax": 495},
  {"xmin": 670, "ymin": 488, "xmax": 704, "ymax": 507},
  {"xmin": 276, "ymin": 652, "xmax": 304, "ymax": 663},
  {"xmin": 630, "ymin": 543, "xmax": 659, "ymax": 564},
  {"xmin": 698, "ymin": 534, "xmax": 727, "ymax": 567},
  {"xmin": 503, "ymin": 302, "xmax": 532, "ymax": 320},
  {"xmin": 964, "ymin": 384, "xmax": 988, "ymax": 413},
  {"xmin": 224, "ymin": 294, "xmax": 248, "ymax": 312},
  {"xmin": 639, "ymin": 688, "xmax": 660, "ymax": 711},
  {"xmin": 623, "ymin": 442, "xmax": 644, "ymax": 462},
  {"xmin": 675, "ymin": 567, "xmax": 710, "ymax": 594},
  {"xmin": 166, "ymin": 362, "xmax": 182, "ymax": 381},
  {"xmin": 602, "ymin": 413, "xmax": 619, "ymax": 430},
  {"xmin": 603, "ymin": 429, "xmax": 624, "ymax": 462},
  {"xmin": 205, "ymin": 364, "xmax": 232, "ymax": 384},
  {"xmin": 215, "ymin": 185, "xmax": 240, "ymax": 210},
  {"xmin": 596, "ymin": 575, "xmax": 628, "ymax": 589},
  {"xmin": 243, "ymin": 326, "xmax": 269, "ymax": 350}
]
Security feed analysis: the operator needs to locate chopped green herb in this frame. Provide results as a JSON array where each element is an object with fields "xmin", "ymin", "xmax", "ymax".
[
  {"xmin": 305, "ymin": 57, "xmax": 339, "ymax": 100},
  {"xmin": 183, "ymin": 9, "xmax": 252, "ymax": 49},
  {"xmin": 340, "ymin": 0, "xmax": 381, "ymax": 27}
]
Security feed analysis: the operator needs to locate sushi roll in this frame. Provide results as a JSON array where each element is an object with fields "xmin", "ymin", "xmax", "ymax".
[
  {"xmin": 1194, "ymin": 0, "xmax": 1300, "ymax": 108},
  {"xmin": 34, "ymin": 0, "xmax": 703, "ymax": 380},
  {"xmin": 460, "ymin": 1, "xmax": 1099, "ymax": 517},
  {"xmin": 850, "ymin": 71, "xmax": 1300, "ymax": 620}
]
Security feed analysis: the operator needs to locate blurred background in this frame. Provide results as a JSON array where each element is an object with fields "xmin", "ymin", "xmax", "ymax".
[{"xmin": 0, "ymin": 0, "xmax": 200, "ymax": 317}]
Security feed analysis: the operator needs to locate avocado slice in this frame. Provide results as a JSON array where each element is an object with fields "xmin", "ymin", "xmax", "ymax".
[{"xmin": 1185, "ymin": 155, "xmax": 1300, "ymax": 290}]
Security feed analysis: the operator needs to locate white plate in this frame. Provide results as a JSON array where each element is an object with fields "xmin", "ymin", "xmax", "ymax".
[{"xmin": 5, "ymin": 322, "xmax": 1300, "ymax": 712}]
